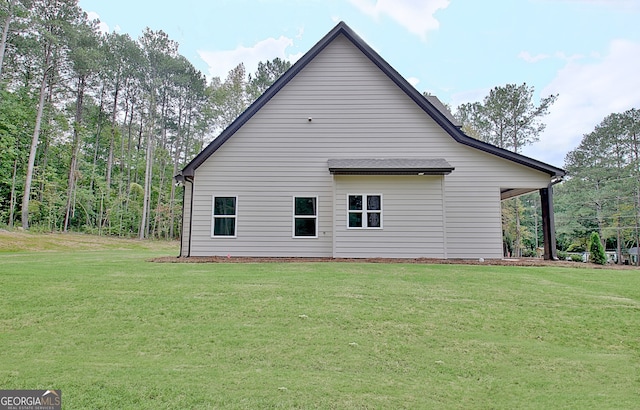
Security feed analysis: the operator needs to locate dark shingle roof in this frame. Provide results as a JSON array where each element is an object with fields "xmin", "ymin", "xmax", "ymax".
[{"xmin": 328, "ymin": 158, "xmax": 454, "ymax": 175}]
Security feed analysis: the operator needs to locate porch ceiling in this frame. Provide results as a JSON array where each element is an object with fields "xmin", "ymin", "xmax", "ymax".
[{"xmin": 500, "ymin": 187, "xmax": 539, "ymax": 200}]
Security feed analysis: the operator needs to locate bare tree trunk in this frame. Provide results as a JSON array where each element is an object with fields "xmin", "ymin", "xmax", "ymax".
[
  {"xmin": 8, "ymin": 157, "xmax": 18, "ymax": 226},
  {"xmin": 169, "ymin": 104, "xmax": 186, "ymax": 239},
  {"xmin": 37, "ymin": 72, "xmax": 55, "ymax": 201},
  {"xmin": 139, "ymin": 129, "xmax": 153, "ymax": 239},
  {"xmin": 125, "ymin": 98, "xmax": 135, "ymax": 196},
  {"xmin": 0, "ymin": 0, "xmax": 17, "ymax": 79},
  {"xmin": 106, "ymin": 80, "xmax": 120, "ymax": 191},
  {"xmin": 21, "ymin": 46, "xmax": 52, "ymax": 230},
  {"xmin": 63, "ymin": 76, "xmax": 86, "ymax": 232},
  {"xmin": 90, "ymin": 85, "xmax": 105, "ymax": 192},
  {"xmin": 139, "ymin": 98, "xmax": 155, "ymax": 239}
]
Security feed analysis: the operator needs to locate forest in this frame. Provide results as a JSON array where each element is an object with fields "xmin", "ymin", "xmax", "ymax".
[
  {"xmin": 1, "ymin": 1, "xmax": 639, "ymax": 261},
  {"xmin": 0, "ymin": 0, "xmax": 290, "ymax": 239}
]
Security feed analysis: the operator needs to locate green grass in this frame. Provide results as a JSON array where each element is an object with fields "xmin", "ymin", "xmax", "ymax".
[{"xmin": 1, "ymin": 233, "xmax": 639, "ymax": 408}]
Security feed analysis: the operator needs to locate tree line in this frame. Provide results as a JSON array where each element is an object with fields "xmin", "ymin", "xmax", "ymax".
[
  {"xmin": 2, "ymin": 1, "xmax": 637, "ymax": 261},
  {"xmin": 556, "ymin": 108, "xmax": 640, "ymax": 262},
  {"xmin": 455, "ymin": 83, "xmax": 640, "ymax": 262},
  {"xmin": 0, "ymin": 0, "xmax": 290, "ymax": 238}
]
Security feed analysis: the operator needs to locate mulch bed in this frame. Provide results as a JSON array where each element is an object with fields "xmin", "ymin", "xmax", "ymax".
[{"xmin": 151, "ymin": 255, "xmax": 639, "ymax": 269}]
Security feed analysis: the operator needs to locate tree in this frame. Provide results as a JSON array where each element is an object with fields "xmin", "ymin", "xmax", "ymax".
[
  {"xmin": 455, "ymin": 83, "xmax": 557, "ymax": 256},
  {"xmin": 0, "ymin": 1, "xmax": 243, "ymax": 238},
  {"xmin": 22, "ymin": 0, "xmax": 79, "ymax": 229},
  {"xmin": 0, "ymin": 0, "xmax": 30, "ymax": 80},
  {"xmin": 457, "ymin": 83, "xmax": 557, "ymax": 153},
  {"xmin": 63, "ymin": 12, "xmax": 101, "ymax": 232},
  {"xmin": 247, "ymin": 57, "xmax": 291, "ymax": 102},
  {"xmin": 0, "ymin": 86, "xmax": 34, "ymax": 225},
  {"xmin": 137, "ymin": 28, "xmax": 178, "ymax": 239},
  {"xmin": 558, "ymin": 108, "xmax": 640, "ymax": 263},
  {"xmin": 589, "ymin": 232, "xmax": 607, "ymax": 265}
]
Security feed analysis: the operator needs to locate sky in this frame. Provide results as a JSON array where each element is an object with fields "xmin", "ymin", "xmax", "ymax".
[{"xmin": 78, "ymin": 0, "xmax": 640, "ymax": 168}]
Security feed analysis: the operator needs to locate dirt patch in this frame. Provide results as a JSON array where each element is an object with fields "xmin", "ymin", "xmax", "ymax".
[{"xmin": 150, "ymin": 255, "xmax": 639, "ymax": 269}]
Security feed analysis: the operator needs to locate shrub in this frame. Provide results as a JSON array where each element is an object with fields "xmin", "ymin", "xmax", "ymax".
[
  {"xmin": 570, "ymin": 254, "xmax": 583, "ymax": 262},
  {"xmin": 589, "ymin": 232, "xmax": 607, "ymax": 265}
]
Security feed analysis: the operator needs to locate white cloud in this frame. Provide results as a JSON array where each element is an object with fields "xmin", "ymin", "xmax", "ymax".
[
  {"xmin": 553, "ymin": 51, "xmax": 584, "ymax": 63},
  {"xmin": 349, "ymin": 0, "xmax": 450, "ymax": 41},
  {"xmin": 523, "ymin": 39, "xmax": 640, "ymax": 167},
  {"xmin": 518, "ymin": 51, "xmax": 550, "ymax": 63},
  {"xmin": 86, "ymin": 11, "xmax": 109, "ymax": 34},
  {"xmin": 407, "ymin": 77, "xmax": 420, "ymax": 87},
  {"xmin": 197, "ymin": 36, "xmax": 296, "ymax": 80},
  {"xmin": 450, "ymin": 87, "xmax": 491, "ymax": 109},
  {"xmin": 519, "ymin": 50, "xmax": 584, "ymax": 64}
]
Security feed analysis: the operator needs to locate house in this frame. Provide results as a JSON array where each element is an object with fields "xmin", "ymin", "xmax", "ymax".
[
  {"xmin": 623, "ymin": 247, "xmax": 639, "ymax": 265},
  {"xmin": 175, "ymin": 22, "xmax": 565, "ymax": 260}
]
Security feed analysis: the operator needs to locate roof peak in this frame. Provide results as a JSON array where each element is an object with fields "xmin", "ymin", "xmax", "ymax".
[{"xmin": 177, "ymin": 21, "xmax": 564, "ymax": 179}]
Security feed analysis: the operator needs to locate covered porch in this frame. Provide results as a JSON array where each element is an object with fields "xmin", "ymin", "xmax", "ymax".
[{"xmin": 500, "ymin": 181, "xmax": 561, "ymax": 260}]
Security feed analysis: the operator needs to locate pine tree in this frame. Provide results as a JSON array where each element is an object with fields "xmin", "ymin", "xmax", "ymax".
[{"xmin": 589, "ymin": 232, "xmax": 607, "ymax": 265}]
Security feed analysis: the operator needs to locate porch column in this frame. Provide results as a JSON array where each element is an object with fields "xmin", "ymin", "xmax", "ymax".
[{"xmin": 540, "ymin": 184, "xmax": 558, "ymax": 260}]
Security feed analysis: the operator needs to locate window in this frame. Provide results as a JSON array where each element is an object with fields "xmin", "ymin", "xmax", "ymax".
[
  {"xmin": 348, "ymin": 194, "xmax": 382, "ymax": 229},
  {"xmin": 293, "ymin": 197, "xmax": 317, "ymax": 238},
  {"xmin": 212, "ymin": 196, "xmax": 237, "ymax": 237}
]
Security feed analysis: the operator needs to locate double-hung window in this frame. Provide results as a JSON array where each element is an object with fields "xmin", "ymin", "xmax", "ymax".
[
  {"xmin": 212, "ymin": 196, "xmax": 237, "ymax": 237},
  {"xmin": 293, "ymin": 196, "xmax": 318, "ymax": 238},
  {"xmin": 348, "ymin": 194, "xmax": 382, "ymax": 229}
]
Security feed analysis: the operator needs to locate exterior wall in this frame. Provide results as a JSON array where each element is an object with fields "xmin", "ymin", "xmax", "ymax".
[
  {"xmin": 333, "ymin": 175, "xmax": 445, "ymax": 258},
  {"xmin": 445, "ymin": 145, "xmax": 551, "ymax": 258},
  {"xmin": 188, "ymin": 34, "xmax": 552, "ymax": 259}
]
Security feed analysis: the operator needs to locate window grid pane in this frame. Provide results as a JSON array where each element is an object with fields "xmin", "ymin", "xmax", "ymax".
[
  {"xmin": 214, "ymin": 197, "xmax": 236, "ymax": 215},
  {"xmin": 347, "ymin": 194, "xmax": 381, "ymax": 229},
  {"xmin": 214, "ymin": 217, "xmax": 236, "ymax": 236},
  {"xmin": 294, "ymin": 197, "xmax": 317, "ymax": 237},
  {"xmin": 295, "ymin": 218, "xmax": 316, "ymax": 237},
  {"xmin": 367, "ymin": 195, "xmax": 381, "ymax": 211},
  {"xmin": 349, "ymin": 212, "xmax": 362, "ymax": 228},
  {"xmin": 295, "ymin": 197, "xmax": 316, "ymax": 216},
  {"xmin": 349, "ymin": 195, "xmax": 362, "ymax": 210},
  {"xmin": 213, "ymin": 196, "xmax": 237, "ymax": 237},
  {"xmin": 367, "ymin": 212, "xmax": 381, "ymax": 228}
]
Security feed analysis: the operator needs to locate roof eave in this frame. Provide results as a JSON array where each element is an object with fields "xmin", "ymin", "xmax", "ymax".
[{"xmin": 329, "ymin": 168, "xmax": 455, "ymax": 176}]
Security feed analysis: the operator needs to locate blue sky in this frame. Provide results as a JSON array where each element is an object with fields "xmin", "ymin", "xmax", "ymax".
[{"xmin": 78, "ymin": 0, "xmax": 640, "ymax": 167}]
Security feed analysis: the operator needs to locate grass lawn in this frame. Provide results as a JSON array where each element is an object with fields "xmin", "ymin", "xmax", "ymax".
[{"xmin": 1, "ymin": 232, "xmax": 639, "ymax": 408}]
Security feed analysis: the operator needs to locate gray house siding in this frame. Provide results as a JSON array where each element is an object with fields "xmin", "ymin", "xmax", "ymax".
[
  {"xmin": 333, "ymin": 175, "xmax": 445, "ymax": 258},
  {"xmin": 181, "ymin": 28, "xmax": 561, "ymax": 259}
]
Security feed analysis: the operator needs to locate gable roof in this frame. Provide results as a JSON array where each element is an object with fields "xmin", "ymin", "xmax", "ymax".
[{"xmin": 177, "ymin": 21, "xmax": 565, "ymax": 180}]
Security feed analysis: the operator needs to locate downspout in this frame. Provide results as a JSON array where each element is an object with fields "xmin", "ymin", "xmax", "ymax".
[
  {"xmin": 175, "ymin": 174, "xmax": 194, "ymax": 258},
  {"xmin": 186, "ymin": 176, "xmax": 194, "ymax": 257},
  {"xmin": 441, "ymin": 176, "xmax": 448, "ymax": 259},
  {"xmin": 178, "ymin": 181, "xmax": 185, "ymax": 258},
  {"xmin": 332, "ymin": 174, "xmax": 337, "ymax": 258}
]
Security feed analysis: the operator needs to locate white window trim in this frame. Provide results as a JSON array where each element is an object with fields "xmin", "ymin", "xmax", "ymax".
[
  {"xmin": 211, "ymin": 195, "xmax": 237, "ymax": 238},
  {"xmin": 347, "ymin": 193, "xmax": 383, "ymax": 229},
  {"xmin": 292, "ymin": 196, "xmax": 318, "ymax": 238}
]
